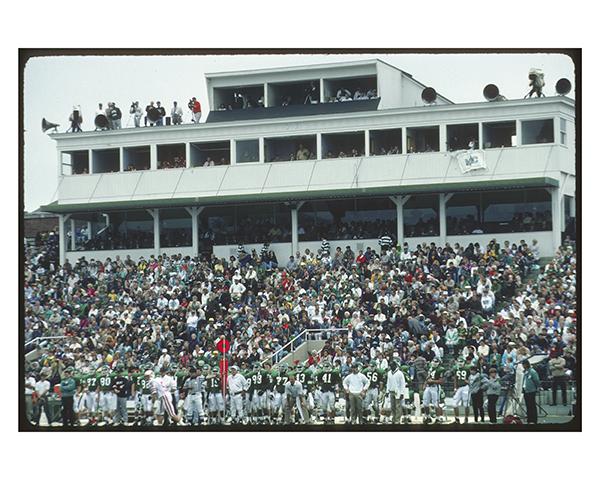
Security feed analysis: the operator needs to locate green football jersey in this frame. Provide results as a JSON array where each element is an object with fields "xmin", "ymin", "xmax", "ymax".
[
  {"xmin": 363, "ymin": 368, "xmax": 385, "ymax": 388},
  {"xmin": 454, "ymin": 366, "xmax": 470, "ymax": 387},
  {"xmin": 271, "ymin": 371, "xmax": 287, "ymax": 394},
  {"xmin": 98, "ymin": 373, "xmax": 115, "ymax": 391},
  {"xmin": 426, "ymin": 366, "xmax": 444, "ymax": 385},
  {"xmin": 317, "ymin": 370, "xmax": 340, "ymax": 392},
  {"xmin": 206, "ymin": 375, "xmax": 222, "ymax": 394},
  {"xmin": 132, "ymin": 373, "xmax": 152, "ymax": 394}
]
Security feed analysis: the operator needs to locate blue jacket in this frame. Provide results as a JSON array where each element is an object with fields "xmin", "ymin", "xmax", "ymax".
[{"xmin": 523, "ymin": 368, "xmax": 540, "ymax": 393}]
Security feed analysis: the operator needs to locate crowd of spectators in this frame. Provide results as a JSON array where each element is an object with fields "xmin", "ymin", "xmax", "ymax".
[
  {"xmin": 327, "ymin": 88, "xmax": 378, "ymax": 103},
  {"xmin": 372, "ymin": 145, "xmax": 402, "ymax": 156},
  {"xmin": 324, "ymin": 148, "xmax": 365, "ymax": 159},
  {"xmin": 269, "ymin": 144, "xmax": 316, "ymax": 163},
  {"xmin": 24, "ymin": 226, "xmax": 577, "ymax": 424},
  {"xmin": 158, "ymin": 155, "xmax": 186, "ymax": 170}
]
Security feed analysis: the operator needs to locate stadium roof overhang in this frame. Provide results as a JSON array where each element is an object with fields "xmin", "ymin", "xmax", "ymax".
[{"xmin": 40, "ymin": 176, "xmax": 558, "ymax": 214}]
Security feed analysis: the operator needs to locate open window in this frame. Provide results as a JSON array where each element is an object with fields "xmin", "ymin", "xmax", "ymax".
[
  {"xmin": 92, "ymin": 149, "xmax": 119, "ymax": 174},
  {"xmin": 482, "ymin": 121, "xmax": 516, "ymax": 149},
  {"xmin": 403, "ymin": 195, "xmax": 440, "ymax": 237},
  {"xmin": 264, "ymin": 135, "xmax": 317, "ymax": 163},
  {"xmin": 446, "ymin": 123, "xmax": 479, "ymax": 151},
  {"xmin": 323, "ymin": 76, "xmax": 378, "ymax": 102},
  {"xmin": 61, "ymin": 150, "xmax": 89, "ymax": 175},
  {"xmin": 160, "ymin": 208, "xmax": 192, "ymax": 247},
  {"xmin": 406, "ymin": 126, "xmax": 440, "ymax": 153},
  {"xmin": 369, "ymin": 128, "xmax": 402, "ymax": 156},
  {"xmin": 521, "ymin": 119, "xmax": 554, "ymax": 145},
  {"xmin": 157, "ymin": 143, "xmax": 186, "ymax": 169},
  {"xmin": 123, "ymin": 146, "xmax": 150, "ymax": 172},
  {"xmin": 213, "ymin": 85, "xmax": 265, "ymax": 111},
  {"xmin": 236, "ymin": 139, "xmax": 259, "ymax": 163},
  {"xmin": 322, "ymin": 131, "xmax": 365, "ymax": 159},
  {"xmin": 190, "ymin": 141, "xmax": 231, "ymax": 167},
  {"xmin": 267, "ymin": 80, "xmax": 320, "ymax": 107}
]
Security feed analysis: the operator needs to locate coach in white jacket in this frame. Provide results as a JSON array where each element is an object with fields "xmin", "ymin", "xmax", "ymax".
[
  {"xmin": 227, "ymin": 366, "xmax": 247, "ymax": 424},
  {"xmin": 386, "ymin": 361, "xmax": 406, "ymax": 424}
]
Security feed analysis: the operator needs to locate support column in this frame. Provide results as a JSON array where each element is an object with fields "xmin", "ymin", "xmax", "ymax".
[
  {"xmin": 185, "ymin": 143, "xmax": 191, "ymax": 169},
  {"xmin": 439, "ymin": 193, "xmax": 453, "ymax": 246},
  {"xmin": 291, "ymin": 201, "xmax": 305, "ymax": 257},
  {"xmin": 231, "ymin": 140, "xmax": 237, "ymax": 165},
  {"xmin": 515, "ymin": 120, "xmax": 522, "ymax": 147},
  {"xmin": 87, "ymin": 221, "xmax": 92, "ymax": 241},
  {"xmin": 364, "ymin": 130, "xmax": 370, "ymax": 157},
  {"xmin": 58, "ymin": 214, "xmax": 70, "ymax": 266},
  {"xmin": 439, "ymin": 124, "xmax": 447, "ymax": 152},
  {"xmin": 549, "ymin": 187, "xmax": 562, "ymax": 252},
  {"xmin": 70, "ymin": 218, "xmax": 76, "ymax": 251},
  {"xmin": 150, "ymin": 144, "xmax": 158, "ymax": 170},
  {"xmin": 316, "ymin": 133, "xmax": 322, "ymax": 160},
  {"xmin": 185, "ymin": 206, "xmax": 204, "ymax": 258},
  {"xmin": 119, "ymin": 147, "xmax": 124, "ymax": 172},
  {"xmin": 147, "ymin": 208, "xmax": 160, "ymax": 256},
  {"xmin": 401, "ymin": 129, "xmax": 408, "ymax": 154},
  {"xmin": 259, "ymin": 137, "xmax": 265, "ymax": 163},
  {"xmin": 319, "ymin": 79, "xmax": 325, "ymax": 103},
  {"xmin": 390, "ymin": 196, "xmax": 410, "ymax": 246}
]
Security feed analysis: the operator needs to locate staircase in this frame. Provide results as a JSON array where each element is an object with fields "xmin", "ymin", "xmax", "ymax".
[{"xmin": 262, "ymin": 329, "xmax": 346, "ymax": 367}]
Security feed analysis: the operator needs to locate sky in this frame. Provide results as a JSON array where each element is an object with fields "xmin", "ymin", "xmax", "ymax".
[{"xmin": 22, "ymin": 52, "xmax": 575, "ymax": 212}]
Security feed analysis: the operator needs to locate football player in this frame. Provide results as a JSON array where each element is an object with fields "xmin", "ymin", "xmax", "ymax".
[
  {"xmin": 270, "ymin": 365, "xmax": 288, "ymax": 424},
  {"xmin": 316, "ymin": 362, "xmax": 340, "ymax": 424},
  {"xmin": 452, "ymin": 358, "xmax": 471, "ymax": 424},
  {"xmin": 363, "ymin": 360, "xmax": 384, "ymax": 423},
  {"xmin": 98, "ymin": 367, "xmax": 116, "ymax": 425},
  {"xmin": 422, "ymin": 358, "xmax": 445, "ymax": 424},
  {"xmin": 206, "ymin": 366, "xmax": 225, "ymax": 424}
]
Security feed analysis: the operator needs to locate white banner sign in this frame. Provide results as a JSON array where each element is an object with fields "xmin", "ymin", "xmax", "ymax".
[{"xmin": 455, "ymin": 149, "xmax": 486, "ymax": 173}]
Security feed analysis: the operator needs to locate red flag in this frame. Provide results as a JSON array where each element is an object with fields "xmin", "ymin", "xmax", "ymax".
[
  {"xmin": 219, "ymin": 358, "xmax": 229, "ymax": 396},
  {"xmin": 216, "ymin": 338, "xmax": 230, "ymax": 354}
]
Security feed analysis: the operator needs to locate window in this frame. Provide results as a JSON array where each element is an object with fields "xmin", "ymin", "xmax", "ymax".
[
  {"xmin": 446, "ymin": 123, "xmax": 479, "ymax": 151},
  {"xmin": 323, "ymin": 76, "xmax": 378, "ymax": 103},
  {"xmin": 61, "ymin": 150, "xmax": 89, "ymax": 175},
  {"xmin": 482, "ymin": 121, "xmax": 516, "ymax": 149},
  {"xmin": 236, "ymin": 139, "xmax": 260, "ymax": 163},
  {"xmin": 199, "ymin": 204, "xmax": 291, "ymax": 247},
  {"xmin": 446, "ymin": 189, "xmax": 552, "ymax": 234},
  {"xmin": 92, "ymin": 149, "xmax": 120, "ymax": 173},
  {"xmin": 160, "ymin": 208, "xmax": 192, "ymax": 247},
  {"xmin": 213, "ymin": 86, "xmax": 265, "ymax": 111},
  {"xmin": 560, "ymin": 118, "xmax": 567, "ymax": 145},
  {"xmin": 190, "ymin": 141, "xmax": 230, "ymax": 167},
  {"xmin": 264, "ymin": 135, "xmax": 317, "ymax": 163},
  {"xmin": 299, "ymin": 198, "xmax": 396, "ymax": 241},
  {"xmin": 403, "ymin": 195, "xmax": 439, "ymax": 237},
  {"xmin": 157, "ymin": 144, "xmax": 186, "ymax": 169},
  {"xmin": 522, "ymin": 119, "xmax": 554, "ymax": 145},
  {"xmin": 321, "ymin": 131, "xmax": 365, "ymax": 159},
  {"xmin": 267, "ymin": 80, "xmax": 320, "ymax": 107},
  {"xmin": 74, "ymin": 210, "xmax": 154, "ymax": 251},
  {"xmin": 406, "ymin": 126, "xmax": 440, "ymax": 153},
  {"xmin": 369, "ymin": 128, "xmax": 402, "ymax": 156},
  {"xmin": 123, "ymin": 146, "xmax": 150, "ymax": 172},
  {"xmin": 446, "ymin": 193, "xmax": 482, "ymax": 235}
]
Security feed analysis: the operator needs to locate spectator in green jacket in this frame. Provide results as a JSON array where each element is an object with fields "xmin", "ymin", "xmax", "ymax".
[
  {"xmin": 60, "ymin": 367, "xmax": 77, "ymax": 426},
  {"xmin": 522, "ymin": 360, "xmax": 540, "ymax": 424}
]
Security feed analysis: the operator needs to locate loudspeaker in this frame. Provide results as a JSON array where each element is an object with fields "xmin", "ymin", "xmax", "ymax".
[
  {"xmin": 421, "ymin": 87, "xmax": 437, "ymax": 104},
  {"xmin": 41, "ymin": 118, "xmax": 59, "ymax": 133},
  {"xmin": 483, "ymin": 84, "xmax": 506, "ymax": 101},
  {"xmin": 556, "ymin": 78, "xmax": 572, "ymax": 96},
  {"xmin": 94, "ymin": 114, "xmax": 109, "ymax": 129}
]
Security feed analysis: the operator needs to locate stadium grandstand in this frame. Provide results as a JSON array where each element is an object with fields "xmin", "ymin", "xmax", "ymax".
[{"xmin": 24, "ymin": 58, "xmax": 577, "ymax": 428}]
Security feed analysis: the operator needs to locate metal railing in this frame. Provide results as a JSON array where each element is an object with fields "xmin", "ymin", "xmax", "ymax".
[{"xmin": 261, "ymin": 328, "xmax": 347, "ymax": 366}]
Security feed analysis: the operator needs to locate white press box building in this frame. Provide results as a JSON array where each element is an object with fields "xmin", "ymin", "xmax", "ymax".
[{"xmin": 42, "ymin": 59, "xmax": 576, "ymax": 265}]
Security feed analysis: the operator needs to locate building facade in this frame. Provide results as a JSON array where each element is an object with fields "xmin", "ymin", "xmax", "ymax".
[{"xmin": 41, "ymin": 59, "xmax": 576, "ymax": 264}]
